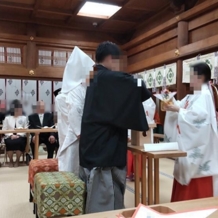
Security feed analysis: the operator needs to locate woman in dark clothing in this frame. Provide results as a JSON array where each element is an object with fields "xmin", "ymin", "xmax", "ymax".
[{"xmin": 2, "ymin": 100, "xmax": 28, "ymax": 167}]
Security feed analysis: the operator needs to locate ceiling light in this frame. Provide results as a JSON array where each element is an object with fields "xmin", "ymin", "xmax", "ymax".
[{"xmin": 77, "ymin": 1, "xmax": 121, "ymax": 19}]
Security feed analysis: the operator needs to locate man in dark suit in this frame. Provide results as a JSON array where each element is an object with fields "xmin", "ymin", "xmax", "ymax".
[
  {"xmin": 0, "ymin": 100, "xmax": 6, "ymax": 124},
  {"xmin": 28, "ymin": 101, "xmax": 57, "ymax": 159}
]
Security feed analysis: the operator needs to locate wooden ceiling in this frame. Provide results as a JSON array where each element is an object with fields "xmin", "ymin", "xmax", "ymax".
[{"xmin": 0, "ymin": 0, "xmax": 170, "ymax": 43}]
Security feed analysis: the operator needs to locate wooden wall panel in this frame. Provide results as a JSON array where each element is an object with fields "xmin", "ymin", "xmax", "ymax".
[
  {"xmin": 128, "ymin": 38, "xmax": 177, "ymax": 66},
  {"xmin": 36, "ymin": 26, "xmax": 115, "ymax": 43},
  {"xmin": 189, "ymin": 21, "xmax": 218, "ymax": 44},
  {"xmin": 0, "ymin": 21, "xmax": 27, "ymax": 35}
]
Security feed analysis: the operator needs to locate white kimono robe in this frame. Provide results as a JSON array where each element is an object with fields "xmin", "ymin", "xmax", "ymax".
[
  {"xmin": 58, "ymin": 84, "xmax": 86, "ymax": 175},
  {"xmin": 164, "ymin": 84, "xmax": 218, "ymax": 196},
  {"xmin": 55, "ymin": 93, "xmax": 68, "ymax": 158},
  {"xmin": 142, "ymin": 97, "xmax": 156, "ymax": 124}
]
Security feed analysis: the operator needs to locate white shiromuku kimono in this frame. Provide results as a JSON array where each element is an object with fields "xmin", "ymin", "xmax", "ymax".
[
  {"xmin": 55, "ymin": 93, "xmax": 68, "ymax": 158},
  {"xmin": 57, "ymin": 46, "xmax": 95, "ymax": 175},
  {"xmin": 164, "ymin": 84, "xmax": 218, "ymax": 196},
  {"xmin": 142, "ymin": 97, "xmax": 156, "ymax": 124},
  {"xmin": 58, "ymin": 84, "xmax": 86, "ymax": 175}
]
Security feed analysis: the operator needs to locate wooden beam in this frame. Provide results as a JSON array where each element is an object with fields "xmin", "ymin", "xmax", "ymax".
[
  {"xmin": 127, "ymin": 33, "xmax": 218, "ymax": 73},
  {"xmin": 189, "ymin": 7, "xmax": 218, "ymax": 31},
  {"xmin": 0, "ymin": 65, "xmax": 63, "ymax": 80},
  {"xmin": 0, "ymin": 13, "xmax": 125, "ymax": 34},
  {"xmin": 176, "ymin": 21, "xmax": 188, "ymax": 100},
  {"xmin": 123, "ymin": 0, "xmax": 218, "ymax": 50},
  {"xmin": 65, "ymin": 1, "xmax": 85, "ymax": 24},
  {"xmin": 98, "ymin": 0, "xmax": 130, "ymax": 29},
  {"xmin": 0, "ymin": 1, "xmax": 33, "ymax": 11},
  {"xmin": 39, "ymin": 8, "xmax": 72, "ymax": 16},
  {"xmin": 134, "ymin": 4, "xmax": 170, "ymax": 30},
  {"xmin": 26, "ymin": 25, "xmax": 36, "ymax": 70},
  {"xmin": 127, "ymin": 28, "xmax": 177, "ymax": 56},
  {"xmin": 31, "ymin": 0, "xmax": 40, "ymax": 18},
  {"xmin": 0, "ymin": 33, "xmax": 99, "ymax": 50}
]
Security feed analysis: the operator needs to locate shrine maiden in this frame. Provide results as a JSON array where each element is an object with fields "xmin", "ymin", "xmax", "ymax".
[
  {"xmin": 164, "ymin": 62, "xmax": 218, "ymax": 201},
  {"xmin": 57, "ymin": 46, "xmax": 95, "ymax": 175}
]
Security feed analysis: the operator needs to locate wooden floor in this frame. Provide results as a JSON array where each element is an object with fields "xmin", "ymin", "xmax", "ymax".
[{"xmin": 0, "ymin": 147, "xmax": 174, "ymax": 218}]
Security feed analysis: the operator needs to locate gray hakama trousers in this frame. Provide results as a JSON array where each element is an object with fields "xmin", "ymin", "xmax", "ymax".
[{"xmin": 79, "ymin": 166, "xmax": 126, "ymax": 214}]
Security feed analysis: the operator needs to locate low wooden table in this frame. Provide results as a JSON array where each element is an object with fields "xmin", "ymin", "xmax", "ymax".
[
  {"xmin": 65, "ymin": 197, "xmax": 218, "ymax": 217},
  {"xmin": 0, "ymin": 128, "xmax": 58, "ymax": 159},
  {"xmin": 127, "ymin": 145, "xmax": 187, "ymax": 206}
]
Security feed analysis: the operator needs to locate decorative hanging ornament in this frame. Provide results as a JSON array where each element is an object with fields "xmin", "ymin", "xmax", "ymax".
[
  {"xmin": 163, "ymin": 64, "xmax": 167, "ymax": 90},
  {"xmin": 144, "ymin": 70, "xmax": 147, "ymax": 87},
  {"xmin": 152, "ymin": 69, "xmax": 156, "ymax": 93}
]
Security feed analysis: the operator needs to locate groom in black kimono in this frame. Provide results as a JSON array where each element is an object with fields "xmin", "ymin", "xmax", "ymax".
[{"xmin": 79, "ymin": 41, "xmax": 151, "ymax": 213}]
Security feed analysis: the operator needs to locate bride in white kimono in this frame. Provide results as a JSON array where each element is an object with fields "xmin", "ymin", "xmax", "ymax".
[
  {"xmin": 164, "ymin": 62, "xmax": 218, "ymax": 202},
  {"xmin": 57, "ymin": 46, "xmax": 95, "ymax": 175}
]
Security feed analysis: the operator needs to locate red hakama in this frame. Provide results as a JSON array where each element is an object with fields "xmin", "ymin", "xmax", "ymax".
[{"xmin": 171, "ymin": 176, "xmax": 213, "ymax": 202}]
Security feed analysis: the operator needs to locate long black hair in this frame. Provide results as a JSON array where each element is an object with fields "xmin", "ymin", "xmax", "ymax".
[
  {"xmin": 190, "ymin": 62, "xmax": 211, "ymax": 83},
  {"xmin": 191, "ymin": 62, "xmax": 218, "ymax": 112}
]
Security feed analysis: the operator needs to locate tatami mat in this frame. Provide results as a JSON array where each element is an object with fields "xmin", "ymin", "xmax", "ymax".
[{"xmin": 0, "ymin": 156, "xmax": 174, "ymax": 218}]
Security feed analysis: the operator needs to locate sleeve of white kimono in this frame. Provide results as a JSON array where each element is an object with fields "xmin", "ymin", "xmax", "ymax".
[
  {"xmin": 142, "ymin": 98, "xmax": 156, "ymax": 123},
  {"xmin": 55, "ymin": 95, "xmax": 68, "ymax": 117},
  {"xmin": 67, "ymin": 87, "xmax": 85, "ymax": 137},
  {"xmin": 164, "ymin": 96, "xmax": 187, "ymax": 142},
  {"xmin": 68, "ymin": 102, "xmax": 83, "ymax": 137},
  {"xmin": 174, "ymin": 93, "xmax": 216, "ymax": 185}
]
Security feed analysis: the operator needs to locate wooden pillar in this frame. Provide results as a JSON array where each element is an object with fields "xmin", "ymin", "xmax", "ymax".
[
  {"xmin": 131, "ymin": 130, "xmax": 140, "ymax": 146},
  {"xmin": 176, "ymin": 21, "xmax": 188, "ymax": 100},
  {"xmin": 26, "ymin": 24, "xmax": 36, "ymax": 70}
]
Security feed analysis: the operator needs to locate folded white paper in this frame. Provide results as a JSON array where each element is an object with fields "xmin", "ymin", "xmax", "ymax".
[
  {"xmin": 154, "ymin": 92, "xmax": 176, "ymax": 101},
  {"xmin": 144, "ymin": 142, "xmax": 179, "ymax": 152},
  {"xmin": 134, "ymin": 206, "xmax": 217, "ymax": 218}
]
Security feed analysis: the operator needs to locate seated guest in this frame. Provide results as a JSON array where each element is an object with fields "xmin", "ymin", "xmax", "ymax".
[
  {"xmin": 164, "ymin": 62, "xmax": 218, "ymax": 201},
  {"xmin": 28, "ymin": 101, "xmax": 56, "ymax": 159},
  {"xmin": 2, "ymin": 99, "xmax": 28, "ymax": 167}
]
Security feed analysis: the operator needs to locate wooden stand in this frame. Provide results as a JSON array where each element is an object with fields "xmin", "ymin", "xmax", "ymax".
[{"xmin": 128, "ymin": 144, "xmax": 187, "ymax": 206}]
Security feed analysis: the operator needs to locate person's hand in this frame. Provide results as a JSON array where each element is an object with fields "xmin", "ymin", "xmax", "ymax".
[
  {"xmin": 77, "ymin": 135, "xmax": 80, "ymax": 139},
  {"xmin": 32, "ymin": 136, "xmax": 35, "ymax": 144},
  {"xmin": 49, "ymin": 135, "xmax": 56, "ymax": 144},
  {"xmin": 142, "ymin": 131, "xmax": 147, "ymax": 137},
  {"xmin": 165, "ymin": 104, "xmax": 180, "ymax": 112},
  {"xmin": 11, "ymin": 135, "xmax": 18, "ymax": 140}
]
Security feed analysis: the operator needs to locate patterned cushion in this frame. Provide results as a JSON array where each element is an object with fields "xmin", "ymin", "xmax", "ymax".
[
  {"xmin": 28, "ymin": 159, "xmax": 58, "ymax": 189},
  {"xmin": 34, "ymin": 172, "xmax": 85, "ymax": 218}
]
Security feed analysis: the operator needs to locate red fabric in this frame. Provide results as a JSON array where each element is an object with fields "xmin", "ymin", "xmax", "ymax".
[
  {"xmin": 171, "ymin": 177, "xmax": 213, "ymax": 202},
  {"xmin": 154, "ymin": 111, "xmax": 161, "ymax": 125},
  {"xmin": 127, "ymin": 151, "xmax": 142, "ymax": 178},
  {"xmin": 28, "ymin": 159, "xmax": 58, "ymax": 189}
]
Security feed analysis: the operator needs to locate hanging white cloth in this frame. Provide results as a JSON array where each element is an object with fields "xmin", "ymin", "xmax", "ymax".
[
  {"xmin": 55, "ymin": 93, "xmax": 68, "ymax": 158},
  {"xmin": 164, "ymin": 84, "xmax": 218, "ymax": 196},
  {"xmin": 57, "ymin": 46, "xmax": 95, "ymax": 174},
  {"xmin": 142, "ymin": 97, "xmax": 156, "ymax": 124}
]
